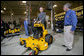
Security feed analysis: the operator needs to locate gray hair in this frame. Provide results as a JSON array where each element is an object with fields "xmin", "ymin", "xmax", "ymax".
[{"xmin": 64, "ymin": 3, "xmax": 71, "ymax": 8}]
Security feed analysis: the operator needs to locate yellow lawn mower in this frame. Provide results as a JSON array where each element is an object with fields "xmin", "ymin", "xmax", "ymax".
[
  {"xmin": 4, "ymin": 24, "xmax": 20, "ymax": 37},
  {"xmin": 20, "ymin": 21, "xmax": 53, "ymax": 55}
]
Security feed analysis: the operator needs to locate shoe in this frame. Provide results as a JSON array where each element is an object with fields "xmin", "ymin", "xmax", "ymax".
[
  {"xmin": 62, "ymin": 45, "xmax": 67, "ymax": 47},
  {"xmin": 66, "ymin": 48, "xmax": 71, "ymax": 51}
]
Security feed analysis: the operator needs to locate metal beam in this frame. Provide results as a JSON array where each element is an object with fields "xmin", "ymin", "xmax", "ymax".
[{"xmin": 50, "ymin": 1, "xmax": 53, "ymax": 30}]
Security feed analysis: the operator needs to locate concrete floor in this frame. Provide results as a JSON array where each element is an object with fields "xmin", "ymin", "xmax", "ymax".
[{"xmin": 1, "ymin": 29, "xmax": 83, "ymax": 55}]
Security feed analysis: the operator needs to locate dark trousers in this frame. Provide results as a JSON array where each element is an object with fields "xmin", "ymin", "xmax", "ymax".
[
  {"xmin": 44, "ymin": 21, "xmax": 46, "ymax": 29},
  {"xmin": 44, "ymin": 23, "xmax": 46, "ymax": 29}
]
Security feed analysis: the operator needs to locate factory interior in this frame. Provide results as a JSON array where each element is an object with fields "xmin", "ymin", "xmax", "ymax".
[{"xmin": 1, "ymin": 1, "xmax": 83, "ymax": 55}]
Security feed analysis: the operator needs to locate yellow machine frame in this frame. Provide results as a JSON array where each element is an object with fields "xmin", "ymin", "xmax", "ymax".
[
  {"xmin": 20, "ymin": 23, "xmax": 53, "ymax": 55},
  {"xmin": 4, "ymin": 28, "xmax": 20, "ymax": 35}
]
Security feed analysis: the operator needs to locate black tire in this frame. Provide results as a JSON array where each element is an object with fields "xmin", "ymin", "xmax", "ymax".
[
  {"xmin": 20, "ymin": 42, "xmax": 23, "ymax": 45},
  {"xmin": 32, "ymin": 47, "xmax": 39, "ymax": 55},
  {"xmin": 20, "ymin": 40, "xmax": 25, "ymax": 46},
  {"xmin": 27, "ymin": 47, "xmax": 31, "ymax": 50},
  {"xmin": 45, "ymin": 34, "xmax": 53, "ymax": 45},
  {"xmin": 24, "ymin": 44, "xmax": 27, "ymax": 48},
  {"xmin": 32, "ymin": 50, "xmax": 36, "ymax": 55}
]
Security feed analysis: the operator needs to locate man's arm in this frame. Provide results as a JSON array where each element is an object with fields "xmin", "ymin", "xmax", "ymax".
[{"xmin": 71, "ymin": 11, "xmax": 78, "ymax": 31}]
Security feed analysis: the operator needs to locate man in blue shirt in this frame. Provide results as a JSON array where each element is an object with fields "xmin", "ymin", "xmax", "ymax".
[{"xmin": 62, "ymin": 3, "xmax": 78, "ymax": 51}]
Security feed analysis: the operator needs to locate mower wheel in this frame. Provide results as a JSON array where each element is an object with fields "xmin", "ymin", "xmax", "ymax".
[
  {"xmin": 27, "ymin": 47, "xmax": 31, "ymax": 50},
  {"xmin": 32, "ymin": 47, "xmax": 39, "ymax": 55},
  {"xmin": 20, "ymin": 40, "xmax": 25, "ymax": 45},
  {"xmin": 45, "ymin": 34, "xmax": 53, "ymax": 45}
]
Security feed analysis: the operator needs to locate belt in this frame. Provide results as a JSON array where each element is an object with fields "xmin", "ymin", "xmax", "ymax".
[{"xmin": 64, "ymin": 25, "xmax": 72, "ymax": 26}]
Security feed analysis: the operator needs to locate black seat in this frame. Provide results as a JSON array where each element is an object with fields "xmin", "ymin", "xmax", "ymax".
[{"xmin": 33, "ymin": 27, "xmax": 43, "ymax": 39}]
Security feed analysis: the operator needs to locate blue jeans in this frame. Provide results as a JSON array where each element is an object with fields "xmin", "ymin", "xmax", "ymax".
[{"xmin": 24, "ymin": 21, "xmax": 29, "ymax": 36}]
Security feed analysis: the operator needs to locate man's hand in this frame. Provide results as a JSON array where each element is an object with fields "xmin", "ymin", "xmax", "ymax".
[
  {"xmin": 39, "ymin": 20, "xmax": 41, "ymax": 23},
  {"xmin": 34, "ymin": 21, "xmax": 36, "ymax": 23},
  {"xmin": 70, "ymin": 30, "xmax": 74, "ymax": 34},
  {"xmin": 38, "ymin": 20, "xmax": 41, "ymax": 23}
]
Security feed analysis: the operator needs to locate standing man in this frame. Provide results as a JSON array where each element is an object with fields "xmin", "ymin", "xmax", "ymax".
[
  {"xmin": 24, "ymin": 18, "xmax": 29, "ymax": 36},
  {"xmin": 62, "ymin": 3, "xmax": 78, "ymax": 51},
  {"xmin": 37, "ymin": 7, "xmax": 46, "ymax": 29}
]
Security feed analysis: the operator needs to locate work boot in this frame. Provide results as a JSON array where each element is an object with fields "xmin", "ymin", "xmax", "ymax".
[
  {"xmin": 66, "ymin": 48, "xmax": 72, "ymax": 51},
  {"xmin": 62, "ymin": 45, "xmax": 67, "ymax": 47}
]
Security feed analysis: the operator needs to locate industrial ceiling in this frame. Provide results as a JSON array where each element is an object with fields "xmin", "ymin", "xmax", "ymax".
[{"xmin": 1, "ymin": 1, "xmax": 83, "ymax": 17}]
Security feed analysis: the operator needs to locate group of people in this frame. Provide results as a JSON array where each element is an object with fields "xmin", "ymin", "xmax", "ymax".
[
  {"xmin": 24, "ymin": 7, "xmax": 46, "ymax": 36},
  {"xmin": 1, "ymin": 3, "xmax": 78, "ymax": 51},
  {"xmin": 24, "ymin": 3, "xmax": 78, "ymax": 51}
]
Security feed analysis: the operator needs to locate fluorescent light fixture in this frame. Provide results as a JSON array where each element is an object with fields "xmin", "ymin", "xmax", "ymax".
[
  {"xmin": 22, "ymin": 1, "xmax": 26, "ymax": 3},
  {"xmin": 11, "ymin": 13, "xmax": 13, "ymax": 15},
  {"xmin": 54, "ymin": 5, "xmax": 57, "ymax": 7},
  {"xmin": 53, "ymin": 4, "xmax": 57, "ymax": 8},
  {"xmin": 4, "ymin": 8, "xmax": 6, "ymax": 10},
  {"xmin": 24, "ymin": 11, "xmax": 27, "ymax": 14},
  {"xmin": 1, "ymin": 10, "xmax": 4, "ymax": 13}
]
